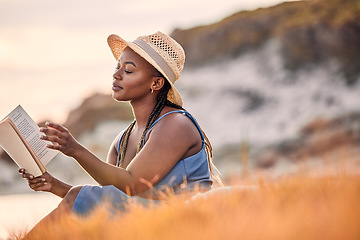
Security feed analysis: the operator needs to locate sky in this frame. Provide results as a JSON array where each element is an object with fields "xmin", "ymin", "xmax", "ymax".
[{"xmin": 0, "ymin": 0, "xmax": 297, "ymax": 123}]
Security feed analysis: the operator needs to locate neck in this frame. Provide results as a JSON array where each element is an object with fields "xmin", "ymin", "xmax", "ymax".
[{"xmin": 130, "ymin": 96, "xmax": 158, "ymax": 129}]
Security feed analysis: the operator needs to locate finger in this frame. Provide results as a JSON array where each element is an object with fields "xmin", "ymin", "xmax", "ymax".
[
  {"xmin": 40, "ymin": 134, "xmax": 61, "ymax": 143},
  {"xmin": 22, "ymin": 173, "xmax": 34, "ymax": 180},
  {"xmin": 28, "ymin": 177, "xmax": 46, "ymax": 185},
  {"xmin": 40, "ymin": 127, "xmax": 63, "ymax": 138},
  {"xmin": 45, "ymin": 143, "xmax": 62, "ymax": 151},
  {"xmin": 34, "ymin": 184, "xmax": 49, "ymax": 192},
  {"xmin": 45, "ymin": 122, "xmax": 68, "ymax": 133},
  {"xmin": 30, "ymin": 181, "xmax": 48, "ymax": 190},
  {"xmin": 19, "ymin": 168, "xmax": 31, "ymax": 175}
]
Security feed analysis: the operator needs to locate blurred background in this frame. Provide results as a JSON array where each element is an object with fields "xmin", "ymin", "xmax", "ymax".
[
  {"xmin": 1, "ymin": 0, "xmax": 360, "ymax": 237},
  {"xmin": 1, "ymin": 0, "xmax": 360, "ymax": 225}
]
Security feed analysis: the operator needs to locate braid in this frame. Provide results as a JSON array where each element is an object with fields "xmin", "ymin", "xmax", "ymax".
[
  {"xmin": 117, "ymin": 74, "xmax": 170, "ymax": 167},
  {"xmin": 165, "ymin": 99, "xmax": 183, "ymax": 110},
  {"xmin": 137, "ymin": 82, "xmax": 170, "ymax": 152},
  {"xmin": 117, "ymin": 74, "xmax": 222, "ymax": 184},
  {"xmin": 117, "ymin": 120, "xmax": 136, "ymax": 167},
  {"xmin": 165, "ymin": 93, "xmax": 222, "ymax": 184}
]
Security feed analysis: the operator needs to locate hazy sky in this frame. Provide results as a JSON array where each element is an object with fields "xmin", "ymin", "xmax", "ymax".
[{"xmin": 0, "ymin": 0, "xmax": 296, "ymax": 122}]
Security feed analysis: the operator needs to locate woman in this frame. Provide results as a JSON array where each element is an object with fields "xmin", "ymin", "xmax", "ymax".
[{"xmin": 20, "ymin": 31, "xmax": 220, "ymax": 235}]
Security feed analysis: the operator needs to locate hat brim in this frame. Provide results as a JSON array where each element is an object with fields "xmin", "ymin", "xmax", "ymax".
[{"xmin": 107, "ymin": 34, "xmax": 183, "ymax": 107}]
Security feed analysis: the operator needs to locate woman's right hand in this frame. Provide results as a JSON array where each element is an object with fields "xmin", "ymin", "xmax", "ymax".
[
  {"xmin": 18, "ymin": 168, "xmax": 55, "ymax": 192},
  {"xmin": 40, "ymin": 122, "xmax": 83, "ymax": 158}
]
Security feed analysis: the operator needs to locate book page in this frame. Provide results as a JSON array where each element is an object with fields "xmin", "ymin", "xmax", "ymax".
[
  {"xmin": 5, "ymin": 105, "xmax": 58, "ymax": 166},
  {"xmin": 0, "ymin": 118, "xmax": 43, "ymax": 176}
]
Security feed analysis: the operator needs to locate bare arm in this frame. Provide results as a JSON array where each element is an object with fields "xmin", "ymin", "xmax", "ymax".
[
  {"xmin": 40, "ymin": 115, "xmax": 200, "ymax": 195},
  {"xmin": 19, "ymin": 129, "xmax": 122, "ymax": 198},
  {"xmin": 19, "ymin": 169, "xmax": 72, "ymax": 198}
]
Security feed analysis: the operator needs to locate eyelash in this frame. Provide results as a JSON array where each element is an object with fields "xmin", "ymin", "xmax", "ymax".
[{"xmin": 115, "ymin": 67, "xmax": 132, "ymax": 74}]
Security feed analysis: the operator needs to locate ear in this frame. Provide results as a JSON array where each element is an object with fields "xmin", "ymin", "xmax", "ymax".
[{"xmin": 151, "ymin": 76, "xmax": 165, "ymax": 91}]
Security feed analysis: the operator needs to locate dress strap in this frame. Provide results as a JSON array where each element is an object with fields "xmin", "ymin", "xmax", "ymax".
[
  {"xmin": 116, "ymin": 131, "xmax": 126, "ymax": 167},
  {"xmin": 116, "ymin": 121, "xmax": 136, "ymax": 167},
  {"xmin": 142, "ymin": 110, "xmax": 205, "ymax": 146},
  {"xmin": 117, "ymin": 111, "xmax": 205, "ymax": 167}
]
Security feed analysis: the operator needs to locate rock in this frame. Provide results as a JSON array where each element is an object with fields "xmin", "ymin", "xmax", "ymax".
[
  {"xmin": 63, "ymin": 93, "xmax": 133, "ymax": 138},
  {"xmin": 171, "ymin": 0, "xmax": 360, "ymax": 84},
  {"xmin": 0, "ymin": 93, "xmax": 133, "ymax": 172},
  {"xmin": 254, "ymin": 112, "xmax": 360, "ymax": 168}
]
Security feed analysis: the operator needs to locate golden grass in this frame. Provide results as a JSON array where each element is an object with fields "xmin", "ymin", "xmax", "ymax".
[{"xmin": 13, "ymin": 172, "xmax": 360, "ymax": 240}]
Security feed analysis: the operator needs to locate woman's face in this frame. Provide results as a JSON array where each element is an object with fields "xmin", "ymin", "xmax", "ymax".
[{"xmin": 112, "ymin": 47, "xmax": 156, "ymax": 102}]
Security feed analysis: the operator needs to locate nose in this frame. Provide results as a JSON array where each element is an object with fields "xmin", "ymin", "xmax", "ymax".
[{"xmin": 113, "ymin": 68, "xmax": 122, "ymax": 80}]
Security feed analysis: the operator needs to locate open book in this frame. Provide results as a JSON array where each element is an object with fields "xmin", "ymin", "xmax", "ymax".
[{"xmin": 0, "ymin": 105, "xmax": 58, "ymax": 176}]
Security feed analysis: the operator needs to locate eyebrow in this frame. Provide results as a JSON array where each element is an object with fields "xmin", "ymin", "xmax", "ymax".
[{"xmin": 124, "ymin": 61, "xmax": 136, "ymax": 67}]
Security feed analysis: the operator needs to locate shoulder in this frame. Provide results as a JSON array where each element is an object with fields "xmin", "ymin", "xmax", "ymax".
[
  {"xmin": 157, "ymin": 110, "xmax": 194, "ymax": 129},
  {"xmin": 148, "ymin": 110, "xmax": 201, "ymax": 145},
  {"xmin": 107, "ymin": 129, "xmax": 126, "ymax": 165}
]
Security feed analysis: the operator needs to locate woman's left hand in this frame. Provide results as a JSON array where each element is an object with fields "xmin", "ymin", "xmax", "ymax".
[
  {"xmin": 19, "ymin": 168, "xmax": 55, "ymax": 192},
  {"xmin": 40, "ymin": 122, "xmax": 82, "ymax": 157}
]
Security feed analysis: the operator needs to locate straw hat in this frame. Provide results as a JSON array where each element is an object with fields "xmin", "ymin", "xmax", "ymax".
[{"xmin": 107, "ymin": 31, "xmax": 185, "ymax": 107}]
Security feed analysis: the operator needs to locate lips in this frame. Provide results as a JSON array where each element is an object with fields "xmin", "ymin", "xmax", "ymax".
[{"xmin": 112, "ymin": 82, "xmax": 123, "ymax": 91}]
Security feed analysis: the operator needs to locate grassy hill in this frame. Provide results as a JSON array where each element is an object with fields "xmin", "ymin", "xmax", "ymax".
[
  {"xmin": 14, "ymin": 174, "xmax": 360, "ymax": 239},
  {"xmin": 171, "ymin": 0, "xmax": 360, "ymax": 84}
]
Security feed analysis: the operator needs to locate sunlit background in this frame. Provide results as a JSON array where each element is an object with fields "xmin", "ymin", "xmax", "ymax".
[
  {"xmin": 0, "ymin": 0, "xmax": 292, "ymax": 123},
  {"xmin": 1, "ymin": 0, "xmax": 360, "ymax": 238}
]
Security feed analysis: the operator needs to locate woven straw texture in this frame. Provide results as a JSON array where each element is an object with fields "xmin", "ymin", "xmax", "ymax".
[
  {"xmin": 138, "ymin": 32, "xmax": 185, "ymax": 82},
  {"xmin": 107, "ymin": 32, "xmax": 185, "ymax": 106}
]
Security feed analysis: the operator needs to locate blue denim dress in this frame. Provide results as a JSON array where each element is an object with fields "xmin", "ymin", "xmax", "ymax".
[{"xmin": 71, "ymin": 110, "xmax": 212, "ymax": 215}]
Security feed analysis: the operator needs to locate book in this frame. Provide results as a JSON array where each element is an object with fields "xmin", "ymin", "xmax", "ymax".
[{"xmin": 0, "ymin": 105, "xmax": 58, "ymax": 176}]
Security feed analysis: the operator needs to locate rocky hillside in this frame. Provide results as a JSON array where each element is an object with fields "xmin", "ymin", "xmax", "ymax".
[
  {"xmin": 254, "ymin": 112, "xmax": 360, "ymax": 169},
  {"xmin": 171, "ymin": 0, "xmax": 360, "ymax": 84},
  {"xmin": 212, "ymin": 110, "xmax": 360, "ymax": 176},
  {"xmin": 62, "ymin": 93, "xmax": 133, "ymax": 138},
  {"xmin": 1, "ymin": 0, "xmax": 360, "ymax": 179},
  {"xmin": 0, "ymin": 93, "xmax": 133, "ymax": 164}
]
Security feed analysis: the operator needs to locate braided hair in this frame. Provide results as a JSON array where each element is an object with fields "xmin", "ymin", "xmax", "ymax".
[{"xmin": 117, "ymin": 71, "xmax": 221, "ymax": 184}]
